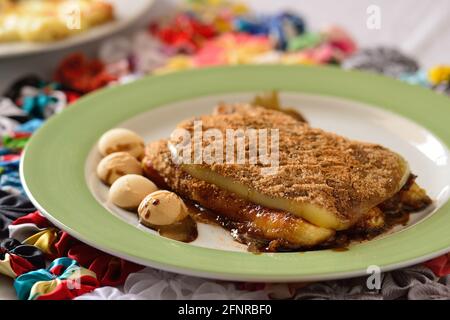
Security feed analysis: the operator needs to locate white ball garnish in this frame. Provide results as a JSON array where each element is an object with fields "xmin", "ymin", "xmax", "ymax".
[
  {"xmin": 109, "ymin": 174, "xmax": 158, "ymax": 210},
  {"xmin": 138, "ymin": 190, "xmax": 189, "ymax": 226},
  {"xmin": 98, "ymin": 128, "xmax": 145, "ymax": 159},
  {"xmin": 97, "ymin": 152, "xmax": 142, "ymax": 185}
]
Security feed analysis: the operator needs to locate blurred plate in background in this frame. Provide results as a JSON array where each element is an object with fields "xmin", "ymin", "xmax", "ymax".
[{"xmin": 0, "ymin": 0, "xmax": 155, "ymax": 59}]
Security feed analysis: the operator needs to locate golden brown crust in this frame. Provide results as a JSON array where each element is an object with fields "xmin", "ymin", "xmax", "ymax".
[
  {"xmin": 143, "ymin": 140, "xmax": 334, "ymax": 247},
  {"xmin": 143, "ymin": 140, "xmax": 432, "ymax": 250},
  {"xmin": 169, "ymin": 104, "xmax": 409, "ymax": 223}
]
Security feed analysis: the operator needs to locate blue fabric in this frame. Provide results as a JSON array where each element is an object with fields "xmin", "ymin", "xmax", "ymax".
[
  {"xmin": 14, "ymin": 257, "xmax": 80, "ymax": 300},
  {"xmin": 17, "ymin": 119, "xmax": 44, "ymax": 133}
]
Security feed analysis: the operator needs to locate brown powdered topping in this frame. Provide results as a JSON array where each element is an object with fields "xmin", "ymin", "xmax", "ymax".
[
  {"xmin": 143, "ymin": 140, "xmax": 334, "ymax": 247},
  {"xmin": 169, "ymin": 104, "xmax": 409, "ymax": 223}
]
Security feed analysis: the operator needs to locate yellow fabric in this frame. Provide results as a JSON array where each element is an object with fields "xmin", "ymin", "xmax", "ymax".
[
  {"xmin": 280, "ymin": 53, "xmax": 316, "ymax": 65},
  {"xmin": 23, "ymin": 228, "xmax": 59, "ymax": 256},
  {"xmin": 28, "ymin": 267, "xmax": 97, "ymax": 299},
  {"xmin": 153, "ymin": 56, "xmax": 194, "ymax": 75},
  {"xmin": 29, "ymin": 279, "xmax": 61, "ymax": 300},
  {"xmin": 0, "ymin": 253, "xmax": 17, "ymax": 278},
  {"xmin": 67, "ymin": 267, "xmax": 97, "ymax": 281},
  {"xmin": 428, "ymin": 65, "xmax": 450, "ymax": 85}
]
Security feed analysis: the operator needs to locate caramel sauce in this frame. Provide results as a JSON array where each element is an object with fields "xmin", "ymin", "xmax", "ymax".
[
  {"xmin": 139, "ymin": 194, "xmax": 415, "ymax": 252},
  {"xmin": 186, "ymin": 199, "xmax": 414, "ymax": 253},
  {"xmin": 141, "ymin": 166, "xmax": 425, "ymax": 253},
  {"xmin": 385, "ymin": 212, "xmax": 411, "ymax": 227},
  {"xmin": 141, "ymin": 216, "xmax": 198, "ymax": 243},
  {"xmin": 186, "ymin": 201, "xmax": 309, "ymax": 253},
  {"xmin": 186, "ymin": 202, "xmax": 271, "ymax": 253}
]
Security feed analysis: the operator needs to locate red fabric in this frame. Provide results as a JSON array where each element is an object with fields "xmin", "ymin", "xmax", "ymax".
[
  {"xmin": 16, "ymin": 229, "xmax": 142, "ymax": 287},
  {"xmin": 53, "ymin": 232, "xmax": 81, "ymax": 257},
  {"xmin": 51, "ymin": 232, "xmax": 142, "ymax": 286},
  {"xmin": 67, "ymin": 244, "xmax": 143, "ymax": 286},
  {"xmin": 9, "ymin": 254, "xmax": 36, "ymax": 276},
  {"xmin": 193, "ymin": 33, "xmax": 270, "ymax": 67},
  {"xmin": 64, "ymin": 91, "xmax": 80, "ymax": 104},
  {"xmin": 0, "ymin": 154, "xmax": 21, "ymax": 162},
  {"xmin": 54, "ymin": 53, "xmax": 116, "ymax": 93},
  {"xmin": 424, "ymin": 254, "xmax": 450, "ymax": 277},
  {"xmin": 35, "ymin": 276, "xmax": 99, "ymax": 300},
  {"xmin": 8, "ymin": 132, "xmax": 32, "ymax": 139},
  {"xmin": 49, "ymin": 264, "xmax": 66, "ymax": 276},
  {"xmin": 12, "ymin": 211, "xmax": 52, "ymax": 228},
  {"xmin": 151, "ymin": 13, "xmax": 216, "ymax": 53}
]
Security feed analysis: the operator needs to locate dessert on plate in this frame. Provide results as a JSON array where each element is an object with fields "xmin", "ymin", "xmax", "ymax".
[
  {"xmin": 95, "ymin": 93, "xmax": 432, "ymax": 252},
  {"xmin": 0, "ymin": 0, "xmax": 114, "ymax": 42},
  {"xmin": 142, "ymin": 102, "xmax": 431, "ymax": 252}
]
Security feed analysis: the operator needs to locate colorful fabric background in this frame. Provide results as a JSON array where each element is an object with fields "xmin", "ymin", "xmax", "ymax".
[{"xmin": 0, "ymin": 0, "xmax": 449, "ymax": 300}]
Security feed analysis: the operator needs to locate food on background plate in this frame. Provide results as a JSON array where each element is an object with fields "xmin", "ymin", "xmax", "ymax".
[
  {"xmin": 96, "ymin": 151, "xmax": 142, "ymax": 185},
  {"xmin": 109, "ymin": 174, "xmax": 158, "ymax": 210},
  {"xmin": 0, "ymin": 0, "xmax": 114, "ymax": 43}
]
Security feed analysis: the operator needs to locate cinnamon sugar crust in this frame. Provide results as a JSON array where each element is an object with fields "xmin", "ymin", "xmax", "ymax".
[
  {"xmin": 169, "ymin": 104, "xmax": 410, "ymax": 226},
  {"xmin": 144, "ymin": 140, "xmax": 334, "ymax": 247}
]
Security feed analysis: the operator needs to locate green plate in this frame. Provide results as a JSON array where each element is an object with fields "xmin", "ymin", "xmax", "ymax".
[{"xmin": 21, "ymin": 65, "xmax": 450, "ymax": 282}]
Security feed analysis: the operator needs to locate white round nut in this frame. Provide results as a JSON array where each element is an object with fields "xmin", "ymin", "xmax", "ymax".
[
  {"xmin": 98, "ymin": 128, "xmax": 145, "ymax": 159},
  {"xmin": 138, "ymin": 190, "xmax": 189, "ymax": 226},
  {"xmin": 96, "ymin": 152, "xmax": 142, "ymax": 185},
  {"xmin": 109, "ymin": 174, "xmax": 158, "ymax": 210}
]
